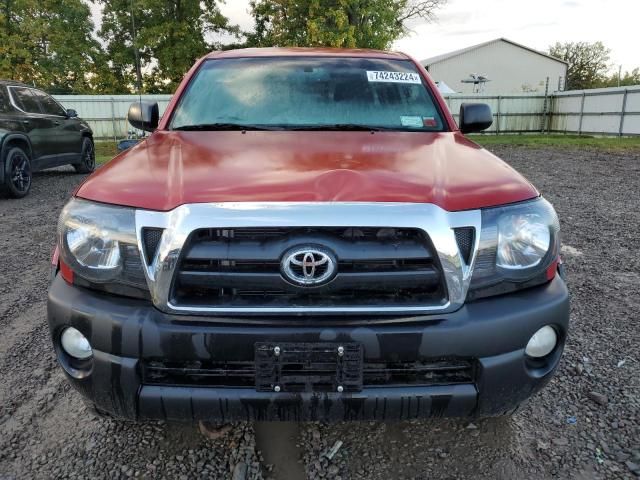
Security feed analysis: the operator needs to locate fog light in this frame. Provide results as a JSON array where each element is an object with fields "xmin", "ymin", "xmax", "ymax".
[
  {"xmin": 60, "ymin": 327, "xmax": 92, "ymax": 360},
  {"xmin": 525, "ymin": 326, "xmax": 557, "ymax": 358}
]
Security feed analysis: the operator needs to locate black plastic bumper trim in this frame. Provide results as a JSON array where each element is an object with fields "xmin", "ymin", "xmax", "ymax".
[
  {"xmin": 138, "ymin": 384, "xmax": 478, "ymax": 422},
  {"xmin": 47, "ymin": 274, "xmax": 570, "ymax": 421}
]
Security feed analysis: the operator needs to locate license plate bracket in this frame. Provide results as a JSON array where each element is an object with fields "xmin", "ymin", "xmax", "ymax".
[{"xmin": 255, "ymin": 342, "xmax": 363, "ymax": 393}]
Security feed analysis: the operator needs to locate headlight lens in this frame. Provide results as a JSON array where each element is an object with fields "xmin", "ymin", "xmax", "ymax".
[
  {"xmin": 497, "ymin": 212, "xmax": 551, "ymax": 269},
  {"xmin": 66, "ymin": 224, "xmax": 121, "ymax": 270},
  {"xmin": 468, "ymin": 198, "xmax": 560, "ymax": 300},
  {"xmin": 58, "ymin": 199, "xmax": 147, "ymax": 289}
]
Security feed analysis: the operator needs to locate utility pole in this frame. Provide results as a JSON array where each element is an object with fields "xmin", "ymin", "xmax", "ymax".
[
  {"xmin": 130, "ymin": 0, "xmax": 143, "ymax": 93},
  {"xmin": 618, "ymin": 65, "xmax": 622, "ymax": 88},
  {"xmin": 5, "ymin": 0, "xmax": 15, "ymax": 77},
  {"xmin": 540, "ymin": 76, "xmax": 550, "ymax": 133}
]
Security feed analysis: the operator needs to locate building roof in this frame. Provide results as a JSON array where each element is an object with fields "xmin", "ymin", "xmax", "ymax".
[
  {"xmin": 421, "ymin": 38, "xmax": 568, "ymax": 66},
  {"xmin": 206, "ymin": 47, "xmax": 409, "ymax": 60}
]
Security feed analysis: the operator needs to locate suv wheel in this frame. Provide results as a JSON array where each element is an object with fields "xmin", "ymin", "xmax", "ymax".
[
  {"xmin": 74, "ymin": 137, "xmax": 96, "ymax": 174},
  {"xmin": 1, "ymin": 146, "xmax": 32, "ymax": 198}
]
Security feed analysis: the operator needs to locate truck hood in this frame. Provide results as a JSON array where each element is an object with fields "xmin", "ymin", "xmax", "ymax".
[{"xmin": 77, "ymin": 131, "xmax": 538, "ymax": 212}]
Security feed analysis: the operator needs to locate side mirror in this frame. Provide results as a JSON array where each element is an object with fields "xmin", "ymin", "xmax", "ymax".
[
  {"xmin": 459, "ymin": 103, "xmax": 493, "ymax": 133},
  {"xmin": 127, "ymin": 101, "xmax": 159, "ymax": 132},
  {"xmin": 66, "ymin": 109, "xmax": 78, "ymax": 118}
]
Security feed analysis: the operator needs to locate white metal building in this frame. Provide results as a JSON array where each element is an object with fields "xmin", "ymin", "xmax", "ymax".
[{"xmin": 421, "ymin": 38, "xmax": 568, "ymax": 94}]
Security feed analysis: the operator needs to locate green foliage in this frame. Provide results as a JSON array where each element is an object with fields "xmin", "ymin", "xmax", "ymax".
[
  {"xmin": 549, "ymin": 41, "xmax": 640, "ymax": 90},
  {"xmin": 97, "ymin": 0, "xmax": 239, "ymax": 93},
  {"xmin": 600, "ymin": 68, "xmax": 640, "ymax": 88},
  {"xmin": 549, "ymin": 41, "xmax": 611, "ymax": 90},
  {"xmin": 0, "ymin": 0, "xmax": 102, "ymax": 93},
  {"xmin": 0, "ymin": 0, "xmax": 239, "ymax": 93},
  {"xmin": 246, "ymin": 0, "xmax": 446, "ymax": 50}
]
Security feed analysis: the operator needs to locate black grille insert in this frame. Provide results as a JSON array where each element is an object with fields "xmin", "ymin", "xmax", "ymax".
[
  {"xmin": 171, "ymin": 227, "xmax": 447, "ymax": 311},
  {"xmin": 363, "ymin": 359, "xmax": 475, "ymax": 386},
  {"xmin": 142, "ymin": 228, "xmax": 164, "ymax": 265},
  {"xmin": 142, "ymin": 357, "xmax": 476, "ymax": 390},
  {"xmin": 454, "ymin": 227, "xmax": 475, "ymax": 264},
  {"xmin": 143, "ymin": 360, "xmax": 256, "ymax": 388}
]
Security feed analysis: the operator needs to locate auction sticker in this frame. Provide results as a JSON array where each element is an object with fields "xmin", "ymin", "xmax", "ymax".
[
  {"xmin": 367, "ymin": 71, "xmax": 421, "ymax": 84},
  {"xmin": 401, "ymin": 116, "xmax": 424, "ymax": 128}
]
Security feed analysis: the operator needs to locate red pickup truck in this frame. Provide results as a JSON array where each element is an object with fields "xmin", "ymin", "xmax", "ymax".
[{"xmin": 48, "ymin": 48, "xmax": 568, "ymax": 422}]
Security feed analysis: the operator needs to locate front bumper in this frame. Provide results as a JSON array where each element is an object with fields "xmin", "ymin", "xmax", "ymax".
[{"xmin": 47, "ymin": 274, "xmax": 570, "ymax": 422}]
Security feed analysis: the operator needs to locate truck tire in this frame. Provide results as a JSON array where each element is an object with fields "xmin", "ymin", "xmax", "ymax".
[
  {"xmin": 74, "ymin": 137, "xmax": 96, "ymax": 174},
  {"xmin": 1, "ymin": 146, "xmax": 32, "ymax": 198}
]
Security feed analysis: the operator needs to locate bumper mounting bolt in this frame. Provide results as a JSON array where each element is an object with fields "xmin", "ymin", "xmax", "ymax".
[
  {"xmin": 337, "ymin": 385, "xmax": 344, "ymax": 393},
  {"xmin": 274, "ymin": 346, "xmax": 281, "ymax": 356},
  {"xmin": 274, "ymin": 385, "xmax": 281, "ymax": 392},
  {"xmin": 337, "ymin": 346, "xmax": 344, "ymax": 357}
]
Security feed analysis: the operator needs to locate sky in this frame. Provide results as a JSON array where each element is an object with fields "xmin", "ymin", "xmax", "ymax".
[{"xmin": 92, "ymin": 0, "xmax": 640, "ymax": 72}]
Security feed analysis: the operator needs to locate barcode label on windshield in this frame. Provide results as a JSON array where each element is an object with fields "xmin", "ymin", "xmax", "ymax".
[{"xmin": 366, "ymin": 71, "xmax": 422, "ymax": 84}]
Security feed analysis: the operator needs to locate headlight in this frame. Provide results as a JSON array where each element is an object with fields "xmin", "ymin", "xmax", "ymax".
[
  {"xmin": 58, "ymin": 199, "xmax": 147, "ymax": 291},
  {"xmin": 66, "ymin": 223, "xmax": 121, "ymax": 271},
  {"xmin": 497, "ymin": 212, "xmax": 551, "ymax": 270},
  {"xmin": 468, "ymin": 198, "xmax": 560, "ymax": 300}
]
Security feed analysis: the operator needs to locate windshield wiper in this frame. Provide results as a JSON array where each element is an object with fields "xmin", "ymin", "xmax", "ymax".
[
  {"xmin": 173, "ymin": 123, "xmax": 395, "ymax": 132},
  {"xmin": 173, "ymin": 123, "xmax": 280, "ymax": 131},
  {"xmin": 287, "ymin": 124, "xmax": 389, "ymax": 132}
]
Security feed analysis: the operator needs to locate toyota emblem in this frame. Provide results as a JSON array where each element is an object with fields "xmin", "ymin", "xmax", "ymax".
[{"xmin": 281, "ymin": 246, "xmax": 337, "ymax": 286}]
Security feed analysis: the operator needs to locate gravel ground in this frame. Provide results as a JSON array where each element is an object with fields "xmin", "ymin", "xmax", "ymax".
[{"xmin": 0, "ymin": 146, "xmax": 639, "ymax": 479}]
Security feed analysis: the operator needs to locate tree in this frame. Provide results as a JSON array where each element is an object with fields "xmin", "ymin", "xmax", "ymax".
[
  {"xmin": 97, "ymin": 0, "xmax": 238, "ymax": 93},
  {"xmin": 0, "ymin": 0, "xmax": 31, "ymax": 81},
  {"xmin": 601, "ymin": 68, "xmax": 640, "ymax": 88},
  {"xmin": 0, "ymin": 0, "xmax": 102, "ymax": 93},
  {"xmin": 549, "ymin": 41, "xmax": 610, "ymax": 90},
  {"xmin": 617, "ymin": 68, "xmax": 640, "ymax": 86},
  {"xmin": 246, "ymin": 0, "xmax": 446, "ymax": 50}
]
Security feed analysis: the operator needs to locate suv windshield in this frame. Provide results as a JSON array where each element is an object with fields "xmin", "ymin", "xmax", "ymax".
[{"xmin": 170, "ymin": 57, "xmax": 445, "ymax": 132}]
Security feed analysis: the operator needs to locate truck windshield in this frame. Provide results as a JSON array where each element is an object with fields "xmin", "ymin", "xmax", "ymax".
[{"xmin": 170, "ymin": 57, "xmax": 446, "ymax": 132}]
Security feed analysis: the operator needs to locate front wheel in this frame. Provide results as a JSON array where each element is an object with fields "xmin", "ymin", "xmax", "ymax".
[
  {"xmin": 1, "ymin": 146, "xmax": 32, "ymax": 198},
  {"xmin": 74, "ymin": 137, "xmax": 96, "ymax": 174}
]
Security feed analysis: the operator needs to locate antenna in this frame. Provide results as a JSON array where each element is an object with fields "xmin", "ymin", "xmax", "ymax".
[
  {"xmin": 129, "ymin": 0, "xmax": 143, "ymax": 138},
  {"xmin": 461, "ymin": 73, "xmax": 491, "ymax": 93},
  {"xmin": 129, "ymin": 0, "xmax": 142, "ymax": 101}
]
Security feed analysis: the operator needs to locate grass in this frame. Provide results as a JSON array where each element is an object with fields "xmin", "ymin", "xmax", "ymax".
[
  {"xmin": 470, "ymin": 134, "xmax": 640, "ymax": 151},
  {"xmin": 95, "ymin": 141, "xmax": 119, "ymax": 165}
]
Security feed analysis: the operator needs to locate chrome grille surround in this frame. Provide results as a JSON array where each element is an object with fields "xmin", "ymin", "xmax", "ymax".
[{"xmin": 135, "ymin": 202, "xmax": 481, "ymax": 315}]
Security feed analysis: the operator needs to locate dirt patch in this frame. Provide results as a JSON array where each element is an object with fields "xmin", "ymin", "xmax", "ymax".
[{"xmin": 0, "ymin": 147, "xmax": 639, "ymax": 479}]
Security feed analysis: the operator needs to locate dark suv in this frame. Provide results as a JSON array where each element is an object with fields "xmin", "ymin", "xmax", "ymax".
[{"xmin": 0, "ymin": 80, "xmax": 95, "ymax": 198}]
